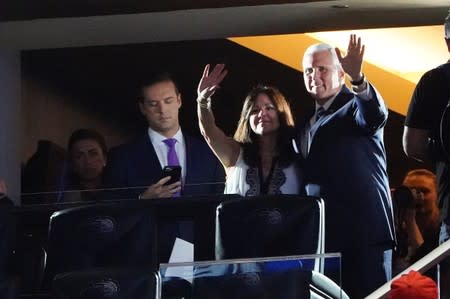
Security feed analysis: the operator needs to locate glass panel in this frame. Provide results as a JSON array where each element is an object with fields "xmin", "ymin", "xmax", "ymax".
[
  {"xmin": 159, "ymin": 253, "xmax": 343, "ymax": 299},
  {"xmin": 20, "ymin": 183, "xmax": 227, "ymax": 205}
]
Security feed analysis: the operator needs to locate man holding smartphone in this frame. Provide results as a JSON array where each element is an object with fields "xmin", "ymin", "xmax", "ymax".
[
  {"xmin": 104, "ymin": 72, "xmax": 224, "ymax": 262},
  {"xmin": 105, "ymin": 72, "xmax": 224, "ymax": 199}
]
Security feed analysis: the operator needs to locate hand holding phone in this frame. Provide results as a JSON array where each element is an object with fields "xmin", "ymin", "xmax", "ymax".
[
  {"xmin": 139, "ymin": 174, "xmax": 181, "ymax": 200},
  {"xmin": 162, "ymin": 166, "xmax": 182, "ymax": 185}
]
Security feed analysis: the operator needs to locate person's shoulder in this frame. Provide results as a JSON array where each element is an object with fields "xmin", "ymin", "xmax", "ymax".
[
  {"xmin": 184, "ymin": 133, "xmax": 219, "ymax": 159},
  {"xmin": 436, "ymin": 62, "xmax": 450, "ymax": 80},
  {"xmin": 412, "ymin": 64, "xmax": 449, "ymax": 98},
  {"xmin": 420, "ymin": 63, "xmax": 449, "ymax": 82},
  {"xmin": 437, "ymin": 61, "xmax": 450, "ymax": 70},
  {"xmin": 111, "ymin": 134, "xmax": 148, "ymax": 150},
  {"xmin": 295, "ymin": 108, "xmax": 315, "ymax": 129},
  {"xmin": 108, "ymin": 134, "xmax": 149, "ymax": 157},
  {"xmin": 184, "ymin": 133, "xmax": 208, "ymax": 147},
  {"xmin": 0, "ymin": 196, "xmax": 14, "ymax": 207}
]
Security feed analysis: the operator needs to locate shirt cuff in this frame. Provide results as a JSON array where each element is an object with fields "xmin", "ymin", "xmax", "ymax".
[{"xmin": 352, "ymin": 80, "xmax": 373, "ymax": 101}]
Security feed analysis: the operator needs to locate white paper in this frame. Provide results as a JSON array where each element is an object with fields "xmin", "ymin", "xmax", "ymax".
[{"xmin": 165, "ymin": 238, "xmax": 194, "ymax": 282}]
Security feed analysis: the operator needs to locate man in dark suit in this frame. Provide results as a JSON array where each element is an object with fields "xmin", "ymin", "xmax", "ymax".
[
  {"xmin": 104, "ymin": 72, "xmax": 224, "ymax": 262},
  {"xmin": 296, "ymin": 35, "xmax": 395, "ymax": 298}
]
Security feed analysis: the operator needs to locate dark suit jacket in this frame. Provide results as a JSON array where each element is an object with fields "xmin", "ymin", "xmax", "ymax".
[
  {"xmin": 296, "ymin": 85, "xmax": 395, "ymax": 251},
  {"xmin": 104, "ymin": 132, "xmax": 225, "ymax": 198},
  {"xmin": 103, "ymin": 132, "xmax": 225, "ymax": 263}
]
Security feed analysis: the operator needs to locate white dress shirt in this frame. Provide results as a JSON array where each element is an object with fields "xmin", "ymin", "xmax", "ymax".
[
  {"xmin": 147, "ymin": 127, "xmax": 187, "ymax": 181},
  {"xmin": 300, "ymin": 81, "xmax": 373, "ymax": 158}
]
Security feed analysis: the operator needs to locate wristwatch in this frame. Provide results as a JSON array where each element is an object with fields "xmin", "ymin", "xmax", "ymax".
[{"xmin": 350, "ymin": 74, "xmax": 365, "ymax": 86}]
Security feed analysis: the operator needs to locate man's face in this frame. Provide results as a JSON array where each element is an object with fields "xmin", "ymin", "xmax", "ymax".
[
  {"xmin": 303, "ymin": 50, "xmax": 345, "ymax": 105},
  {"xmin": 139, "ymin": 80, "xmax": 182, "ymax": 137}
]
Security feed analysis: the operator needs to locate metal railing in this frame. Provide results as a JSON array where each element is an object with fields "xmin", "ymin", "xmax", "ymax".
[{"xmin": 366, "ymin": 239, "xmax": 450, "ymax": 299}]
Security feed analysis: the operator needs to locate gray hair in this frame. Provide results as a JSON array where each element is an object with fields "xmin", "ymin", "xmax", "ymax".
[
  {"xmin": 302, "ymin": 43, "xmax": 343, "ymax": 71},
  {"xmin": 445, "ymin": 9, "xmax": 450, "ymax": 38}
]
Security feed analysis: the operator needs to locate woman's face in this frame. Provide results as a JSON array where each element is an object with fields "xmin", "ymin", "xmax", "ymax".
[
  {"xmin": 71, "ymin": 139, "xmax": 106, "ymax": 181},
  {"xmin": 248, "ymin": 93, "xmax": 280, "ymax": 136},
  {"xmin": 403, "ymin": 175, "xmax": 438, "ymax": 214}
]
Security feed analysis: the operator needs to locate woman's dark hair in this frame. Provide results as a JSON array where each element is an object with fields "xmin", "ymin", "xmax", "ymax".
[
  {"xmin": 233, "ymin": 85, "xmax": 297, "ymax": 168},
  {"xmin": 68, "ymin": 129, "xmax": 108, "ymax": 156}
]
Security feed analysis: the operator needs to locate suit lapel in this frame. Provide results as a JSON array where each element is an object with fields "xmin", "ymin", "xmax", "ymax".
[
  {"xmin": 135, "ymin": 133, "xmax": 163, "ymax": 181},
  {"xmin": 183, "ymin": 135, "xmax": 193, "ymax": 184},
  {"xmin": 327, "ymin": 86, "xmax": 353, "ymax": 113},
  {"xmin": 297, "ymin": 109, "xmax": 314, "ymax": 131},
  {"xmin": 294, "ymin": 110, "xmax": 314, "ymax": 157},
  {"xmin": 307, "ymin": 87, "xmax": 354, "ymax": 155}
]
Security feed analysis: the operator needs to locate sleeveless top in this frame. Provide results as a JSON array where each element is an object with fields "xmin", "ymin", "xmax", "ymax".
[{"xmin": 224, "ymin": 148, "xmax": 302, "ymax": 196}]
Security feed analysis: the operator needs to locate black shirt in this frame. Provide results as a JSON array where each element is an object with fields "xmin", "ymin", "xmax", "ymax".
[{"xmin": 405, "ymin": 62, "xmax": 450, "ymax": 221}]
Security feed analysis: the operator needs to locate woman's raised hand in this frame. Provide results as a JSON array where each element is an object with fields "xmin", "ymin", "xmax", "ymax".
[{"xmin": 197, "ymin": 64, "xmax": 228, "ymax": 100}]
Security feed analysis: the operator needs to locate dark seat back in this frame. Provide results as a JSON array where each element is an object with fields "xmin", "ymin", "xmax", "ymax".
[
  {"xmin": 192, "ymin": 269, "xmax": 311, "ymax": 299},
  {"xmin": 215, "ymin": 195, "xmax": 321, "ymax": 259},
  {"xmin": 44, "ymin": 203, "xmax": 157, "ymax": 288},
  {"xmin": 52, "ymin": 268, "xmax": 158, "ymax": 299}
]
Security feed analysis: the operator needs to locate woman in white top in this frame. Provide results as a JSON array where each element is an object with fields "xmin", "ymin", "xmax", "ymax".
[{"xmin": 196, "ymin": 64, "xmax": 302, "ymax": 196}]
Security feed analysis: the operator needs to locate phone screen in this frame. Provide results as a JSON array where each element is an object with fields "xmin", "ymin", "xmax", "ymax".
[{"xmin": 162, "ymin": 166, "xmax": 182, "ymax": 185}]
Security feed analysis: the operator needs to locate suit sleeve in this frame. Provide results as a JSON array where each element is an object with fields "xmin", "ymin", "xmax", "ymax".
[
  {"xmin": 103, "ymin": 147, "xmax": 129, "ymax": 189},
  {"xmin": 354, "ymin": 82, "xmax": 388, "ymax": 134}
]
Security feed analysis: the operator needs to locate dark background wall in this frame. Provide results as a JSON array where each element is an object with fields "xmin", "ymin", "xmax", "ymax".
[
  {"xmin": 0, "ymin": 50, "xmax": 21, "ymax": 204},
  {"xmin": 21, "ymin": 38, "xmax": 428, "ymax": 192}
]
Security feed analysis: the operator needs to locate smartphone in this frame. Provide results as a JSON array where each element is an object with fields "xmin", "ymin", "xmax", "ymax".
[{"xmin": 161, "ymin": 166, "xmax": 182, "ymax": 185}]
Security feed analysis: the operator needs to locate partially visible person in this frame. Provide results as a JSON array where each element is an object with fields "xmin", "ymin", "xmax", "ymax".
[
  {"xmin": 393, "ymin": 169, "xmax": 439, "ymax": 277},
  {"xmin": 65, "ymin": 128, "xmax": 182, "ymax": 200},
  {"xmin": 194, "ymin": 65, "xmax": 302, "ymax": 279},
  {"xmin": 196, "ymin": 64, "xmax": 302, "ymax": 196},
  {"xmin": 389, "ymin": 270, "xmax": 438, "ymax": 299},
  {"xmin": 57, "ymin": 129, "xmax": 108, "ymax": 202},
  {"xmin": 0, "ymin": 179, "xmax": 6, "ymax": 199},
  {"xmin": 0, "ymin": 179, "xmax": 12, "ymax": 206},
  {"xmin": 21, "ymin": 140, "xmax": 67, "ymax": 197},
  {"xmin": 403, "ymin": 10, "xmax": 450, "ymax": 298},
  {"xmin": 104, "ymin": 72, "xmax": 224, "ymax": 263},
  {"xmin": 296, "ymin": 34, "xmax": 394, "ymax": 298},
  {"xmin": 48, "ymin": 129, "xmax": 174, "ymax": 203},
  {"xmin": 66, "ymin": 129, "xmax": 108, "ymax": 190}
]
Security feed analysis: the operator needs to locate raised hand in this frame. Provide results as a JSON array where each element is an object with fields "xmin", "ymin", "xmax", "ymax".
[
  {"xmin": 139, "ymin": 176, "xmax": 181, "ymax": 199},
  {"xmin": 197, "ymin": 64, "xmax": 228, "ymax": 100},
  {"xmin": 335, "ymin": 34, "xmax": 365, "ymax": 81}
]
